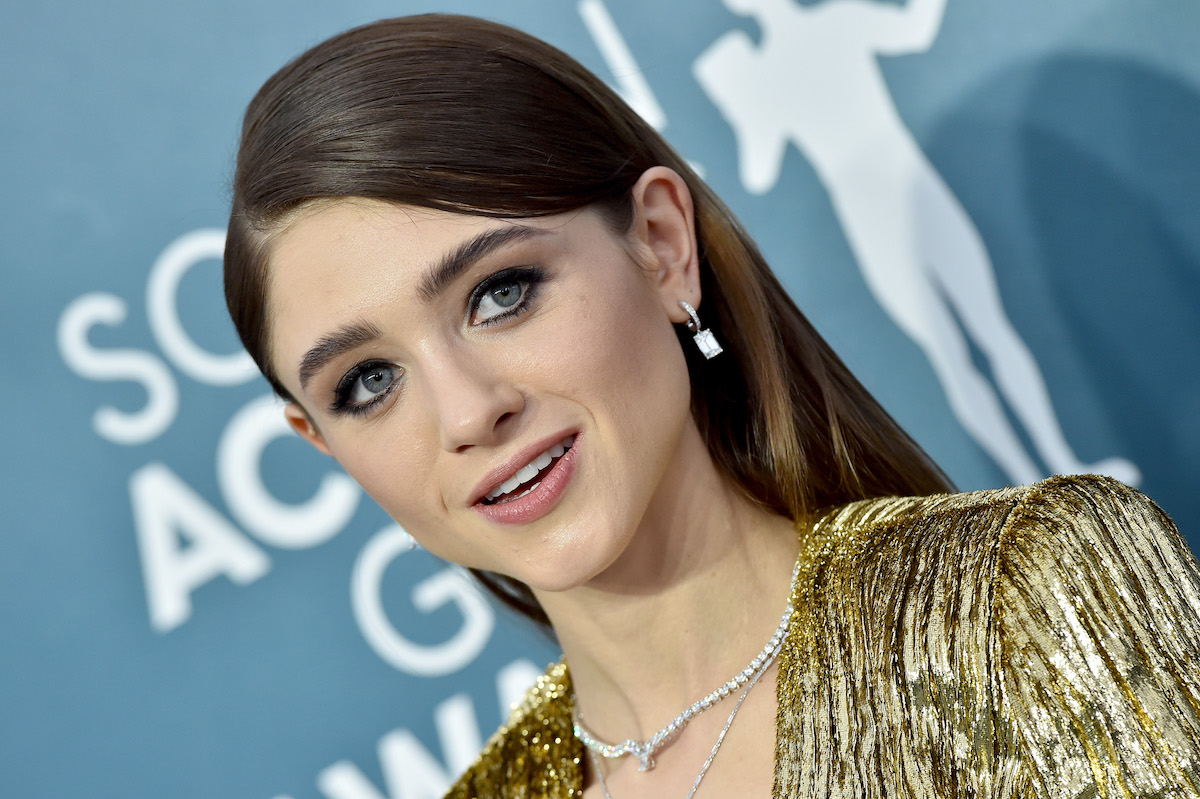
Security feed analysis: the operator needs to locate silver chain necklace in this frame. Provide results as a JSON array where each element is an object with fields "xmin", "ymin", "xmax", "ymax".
[
  {"xmin": 572, "ymin": 556, "xmax": 800, "ymax": 772},
  {"xmin": 587, "ymin": 638, "xmax": 778, "ymax": 799}
]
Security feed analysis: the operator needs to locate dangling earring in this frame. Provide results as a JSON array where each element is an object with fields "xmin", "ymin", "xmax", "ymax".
[{"xmin": 679, "ymin": 300, "xmax": 723, "ymax": 359}]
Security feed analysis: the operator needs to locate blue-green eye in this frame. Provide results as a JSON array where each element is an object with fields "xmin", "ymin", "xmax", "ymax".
[
  {"xmin": 482, "ymin": 281, "xmax": 523, "ymax": 312},
  {"xmin": 473, "ymin": 279, "xmax": 527, "ymax": 324},
  {"xmin": 332, "ymin": 361, "xmax": 402, "ymax": 414},
  {"xmin": 469, "ymin": 266, "xmax": 544, "ymax": 326}
]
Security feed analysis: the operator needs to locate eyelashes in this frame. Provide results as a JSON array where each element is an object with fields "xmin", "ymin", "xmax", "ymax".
[
  {"xmin": 468, "ymin": 266, "xmax": 544, "ymax": 327},
  {"xmin": 330, "ymin": 361, "xmax": 402, "ymax": 416},
  {"xmin": 328, "ymin": 265, "xmax": 547, "ymax": 416}
]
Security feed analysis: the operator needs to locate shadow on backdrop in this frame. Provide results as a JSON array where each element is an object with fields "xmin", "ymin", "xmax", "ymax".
[{"xmin": 930, "ymin": 53, "xmax": 1200, "ymax": 546}]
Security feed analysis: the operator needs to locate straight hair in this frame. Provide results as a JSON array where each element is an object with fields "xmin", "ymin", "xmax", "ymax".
[{"xmin": 225, "ymin": 14, "xmax": 953, "ymax": 628}]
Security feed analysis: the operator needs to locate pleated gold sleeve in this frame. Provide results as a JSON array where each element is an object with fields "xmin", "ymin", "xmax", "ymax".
[{"xmin": 444, "ymin": 475, "xmax": 1200, "ymax": 798}]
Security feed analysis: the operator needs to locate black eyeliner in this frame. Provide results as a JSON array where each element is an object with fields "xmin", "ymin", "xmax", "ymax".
[
  {"xmin": 468, "ymin": 265, "xmax": 546, "ymax": 326},
  {"xmin": 330, "ymin": 360, "xmax": 400, "ymax": 415}
]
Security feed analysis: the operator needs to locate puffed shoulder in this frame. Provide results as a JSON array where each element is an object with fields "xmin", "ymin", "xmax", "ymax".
[
  {"xmin": 994, "ymin": 475, "xmax": 1200, "ymax": 795},
  {"xmin": 780, "ymin": 474, "xmax": 1200, "ymax": 797},
  {"xmin": 441, "ymin": 661, "xmax": 581, "ymax": 799}
]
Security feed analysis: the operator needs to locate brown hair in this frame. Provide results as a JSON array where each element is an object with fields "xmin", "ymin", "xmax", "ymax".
[{"xmin": 225, "ymin": 14, "xmax": 952, "ymax": 627}]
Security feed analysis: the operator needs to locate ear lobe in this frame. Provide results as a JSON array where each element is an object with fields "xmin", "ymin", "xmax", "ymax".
[
  {"xmin": 284, "ymin": 402, "xmax": 332, "ymax": 456},
  {"xmin": 629, "ymin": 167, "xmax": 702, "ymax": 321}
]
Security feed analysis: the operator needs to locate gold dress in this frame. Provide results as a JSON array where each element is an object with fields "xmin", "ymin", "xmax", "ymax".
[{"xmin": 444, "ymin": 475, "xmax": 1200, "ymax": 797}]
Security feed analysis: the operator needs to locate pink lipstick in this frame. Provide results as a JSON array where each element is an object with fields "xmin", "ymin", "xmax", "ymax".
[{"xmin": 472, "ymin": 434, "xmax": 578, "ymax": 525}]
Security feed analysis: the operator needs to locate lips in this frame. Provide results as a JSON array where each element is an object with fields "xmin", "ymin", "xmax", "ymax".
[
  {"xmin": 471, "ymin": 432, "xmax": 579, "ymax": 525},
  {"xmin": 483, "ymin": 435, "xmax": 575, "ymax": 504}
]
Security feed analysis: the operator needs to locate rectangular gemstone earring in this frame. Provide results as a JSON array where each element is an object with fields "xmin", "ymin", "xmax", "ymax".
[{"xmin": 679, "ymin": 300, "xmax": 723, "ymax": 359}]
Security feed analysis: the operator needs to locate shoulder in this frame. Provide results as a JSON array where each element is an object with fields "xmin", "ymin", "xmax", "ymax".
[
  {"xmin": 993, "ymin": 472, "xmax": 1185, "ymax": 568},
  {"xmin": 804, "ymin": 478, "xmax": 1030, "ymax": 602},
  {"xmin": 810, "ymin": 474, "xmax": 1189, "ymax": 587},
  {"xmin": 442, "ymin": 661, "xmax": 582, "ymax": 799},
  {"xmin": 792, "ymin": 481, "xmax": 1036, "ymax": 673},
  {"xmin": 807, "ymin": 474, "xmax": 1200, "ymax": 686},
  {"xmin": 989, "ymin": 478, "xmax": 1200, "ymax": 789},
  {"xmin": 779, "ymin": 482, "xmax": 1041, "ymax": 791},
  {"xmin": 791, "ymin": 476, "xmax": 1200, "ymax": 791},
  {"xmin": 986, "ymin": 474, "xmax": 1200, "ymax": 641}
]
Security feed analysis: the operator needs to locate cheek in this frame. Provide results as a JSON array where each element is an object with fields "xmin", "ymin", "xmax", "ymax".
[
  {"xmin": 329, "ymin": 430, "xmax": 440, "ymax": 526},
  {"xmin": 344, "ymin": 445, "xmax": 473, "ymax": 563},
  {"xmin": 561, "ymin": 283, "xmax": 693, "ymax": 449}
]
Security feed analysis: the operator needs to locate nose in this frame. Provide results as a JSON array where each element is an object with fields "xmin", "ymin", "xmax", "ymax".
[{"xmin": 422, "ymin": 347, "xmax": 524, "ymax": 452}]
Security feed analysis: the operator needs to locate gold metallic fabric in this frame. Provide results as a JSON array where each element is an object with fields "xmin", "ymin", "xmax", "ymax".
[{"xmin": 444, "ymin": 475, "xmax": 1200, "ymax": 797}]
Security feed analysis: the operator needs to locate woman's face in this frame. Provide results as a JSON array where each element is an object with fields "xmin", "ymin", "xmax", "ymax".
[{"xmin": 266, "ymin": 170, "xmax": 704, "ymax": 591}]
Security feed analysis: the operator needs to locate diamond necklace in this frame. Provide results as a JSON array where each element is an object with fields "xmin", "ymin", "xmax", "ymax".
[
  {"xmin": 587, "ymin": 638, "xmax": 778, "ymax": 799},
  {"xmin": 572, "ymin": 555, "xmax": 800, "ymax": 772}
]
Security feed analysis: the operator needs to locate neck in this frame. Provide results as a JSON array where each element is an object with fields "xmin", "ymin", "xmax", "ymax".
[{"xmin": 533, "ymin": 427, "xmax": 804, "ymax": 743}]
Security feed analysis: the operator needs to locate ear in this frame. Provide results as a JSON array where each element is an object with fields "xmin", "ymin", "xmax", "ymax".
[
  {"xmin": 283, "ymin": 402, "xmax": 332, "ymax": 456},
  {"xmin": 629, "ymin": 166, "xmax": 702, "ymax": 323}
]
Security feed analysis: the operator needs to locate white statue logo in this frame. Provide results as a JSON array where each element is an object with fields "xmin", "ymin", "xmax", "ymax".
[{"xmin": 695, "ymin": 0, "xmax": 1139, "ymax": 486}]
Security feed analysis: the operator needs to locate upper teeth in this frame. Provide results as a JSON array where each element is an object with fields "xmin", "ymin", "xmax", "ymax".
[{"xmin": 485, "ymin": 436, "xmax": 574, "ymax": 501}]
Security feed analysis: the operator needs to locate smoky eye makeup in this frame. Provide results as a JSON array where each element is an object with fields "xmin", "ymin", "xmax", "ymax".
[
  {"xmin": 467, "ymin": 265, "xmax": 546, "ymax": 326},
  {"xmin": 330, "ymin": 360, "xmax": 403, "ymax": 415}
]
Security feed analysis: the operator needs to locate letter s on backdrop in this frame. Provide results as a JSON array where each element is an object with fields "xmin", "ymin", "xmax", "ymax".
[{"xmin": 57, "ymin": 292, "xmax": 179, "ymax": 446}]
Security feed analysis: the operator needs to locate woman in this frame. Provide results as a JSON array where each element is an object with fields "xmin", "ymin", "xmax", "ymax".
[{"xmin": 224, "ymin": 14, "xmax": 1200, "ymax": 798}]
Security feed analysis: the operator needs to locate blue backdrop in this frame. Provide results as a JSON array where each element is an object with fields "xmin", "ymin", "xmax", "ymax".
[{"xmin": 5, "ymin": 1, "xmax": 1199, "ymax": 797}]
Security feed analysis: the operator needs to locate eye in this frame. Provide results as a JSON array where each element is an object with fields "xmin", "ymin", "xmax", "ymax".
[
  {"xmin": 332, "ymin": 361, "xmax": 403, "ymax": 415},
  {"xmin": 469, "ymin": 266, "xmax": 544, "ymax": 326},
  {"xmin": 473, "ymin": 278, "xmax": 528, "ymax": 325}
]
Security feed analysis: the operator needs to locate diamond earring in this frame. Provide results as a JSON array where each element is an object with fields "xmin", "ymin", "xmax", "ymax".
[{"xmin": 679, "ymin": 300, "xmax": 723, "ymax": 359}]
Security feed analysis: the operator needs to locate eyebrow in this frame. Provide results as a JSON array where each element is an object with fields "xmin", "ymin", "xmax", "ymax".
[
  {"xmin": 297, "ymin": 321, "xmax": 382, "ymax": 391},
  {"xmin": 295, "ymin": 225, "xmax": 548, "ymax": 392},
  {"xmin": 417, "ymin": 225, "xmax": 547, "ymax": 303}
]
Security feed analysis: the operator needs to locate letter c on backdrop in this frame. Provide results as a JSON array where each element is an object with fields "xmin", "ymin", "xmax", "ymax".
[{"xmin": 217, "ymin": 394, "xmax": 361, "ymax": 548}]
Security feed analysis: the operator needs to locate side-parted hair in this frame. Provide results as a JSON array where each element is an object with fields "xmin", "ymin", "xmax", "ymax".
[{"xmin": 225, "ymin": 14, "xmax": 952, "ymax": 627}]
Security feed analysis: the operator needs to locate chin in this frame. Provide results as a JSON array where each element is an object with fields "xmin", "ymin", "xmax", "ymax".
[
  {"xmin": 515, "ymin": 521, "xmax": 630, "ymax": 595},
  {"xmin": 521, "ymin": 571, "xmax": 590, "ymax": 595},
  {"xmin": 516, "ymin": 556, "xmax": 604, "ymax": 594}
]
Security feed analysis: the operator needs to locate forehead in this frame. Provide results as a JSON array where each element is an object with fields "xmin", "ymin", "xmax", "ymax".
[{"xmin": 269, "ymin": 198, "xmax": 498, "ymax": 297}]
